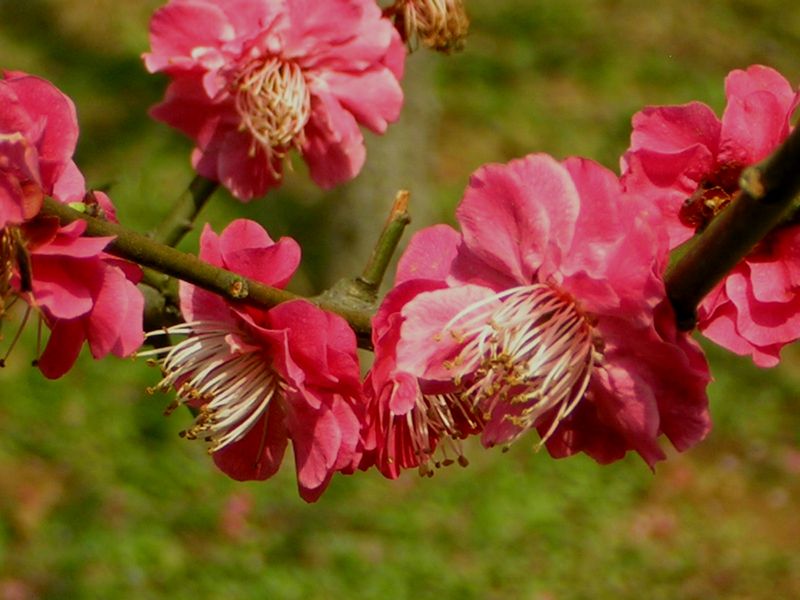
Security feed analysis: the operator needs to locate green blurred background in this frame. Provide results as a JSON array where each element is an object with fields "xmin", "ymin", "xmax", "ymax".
[{"xmin": 2, "ymin": 1, "xmax": 800, "ymax": 598}]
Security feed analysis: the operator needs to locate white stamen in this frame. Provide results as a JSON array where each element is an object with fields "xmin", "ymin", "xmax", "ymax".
[
  {"xmin": 141, "ymin": 321, "xmax": 284, "ymax": 452},
  {"xmin": 233, "ymin": 56, "xmax": 311, "ymax": 174},
  {"xmin": 441, "ymin": 284, "xmax": 597, "ymax": 447}
]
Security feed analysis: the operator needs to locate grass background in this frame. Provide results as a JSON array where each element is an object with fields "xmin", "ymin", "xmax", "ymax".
[{"xmin": 2, "ymin": 1, "xmax": 800, "ymax": 598}]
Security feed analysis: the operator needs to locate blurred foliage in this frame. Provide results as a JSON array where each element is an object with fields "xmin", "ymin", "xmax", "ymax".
[{"xmin": 2, "ymin": 0, "xmax": 800, "ymax": 598}]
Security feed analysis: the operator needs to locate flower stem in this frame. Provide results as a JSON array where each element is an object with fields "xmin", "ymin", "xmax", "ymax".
[
  {"xmin": 357, "ymin": 189, "xmax": 411, "ymax": 301},
  {"xmin": 665, "ymin": 124, "xmax": 800, "ymax": 329},
  {"xmin": 40, "ymin": 198, "xmax": 375, "ymax": 346},
  {"xmin": 149, "ymin": 175, "xmax": 219, "ymax": 247},
  {"xmin": 314, "ymin": 191, "xmax": 411, "ymax": 341}
]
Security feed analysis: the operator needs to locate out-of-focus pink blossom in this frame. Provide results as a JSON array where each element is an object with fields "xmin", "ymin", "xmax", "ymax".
[
  {"xmin": 370, "ymin": 154, "xmax": 710, "ymax": 471},
  {"xmin": 622, "ymin": 65, "xmax": 800, "ymax": 366},
  {"xmin": 144, "ymin": 0, "xmax": 405, "ymax": 201},
  {"xmin": 386, "ymin": 0, "xmax": 469, "ymax": 53},
  {"xmin": 1, "ymin": 72, "xmax": 144, "ymax": 378},
  {"xmin": 143, "ymin": 219, "xmax": 365, "ymax": 502}
]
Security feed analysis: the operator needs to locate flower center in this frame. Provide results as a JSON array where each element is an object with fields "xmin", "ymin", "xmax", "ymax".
[
  {"xmin": 396, "ymin": 0, "xmax": 469, "ymax": 53},
  {"xmin": 441, "ymin": 283, "xmax": 597, "ymax": 447},
  {"xmin": 679, "ymin": 161, "xmax": 744, "ymax": 231},
  {"xmin": 141, "ymin": 321, "xmax": 284, "ymax": 453},
  {"xmin": 389, "ymin": 388, "xmax": 479, "ymax": 477},
  {"xmin": 233, "ymin": 57, "xmax": 311, "ymax": 170}
]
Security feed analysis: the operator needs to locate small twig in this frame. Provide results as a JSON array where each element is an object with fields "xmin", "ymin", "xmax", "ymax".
[
  {"xmin": 357, "ymin": 190, "xmax": 412, "ymax": 300},
  {"xmin": 665, "ymin": 125, "xmax": 800, "ymax": 329},
  {"xmin": 315, "ymin": 191, "xmax": 413, "ymax": 349},
  {"xmin": 149, "ymin": 175, "xmax": 219, "ymax": 247}
]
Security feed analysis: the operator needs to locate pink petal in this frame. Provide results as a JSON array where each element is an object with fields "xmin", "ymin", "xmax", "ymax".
[
  {"xmin": 397, "ymin": 284, "xmax": 497, "ymax": 380},
  {"xmin": 144, "ymin": 0, "xmax": 233, "ymax": 73},
  {"xmin": 301, "ymin": 90, "xmax": 366, "ymax": 189},
  {"xmin": 215, "ymin": 128, "xmax": 282, "ymax": 200},
  {"xmin": 722, "ymin": 65, "xmax": 799, "ymax": 163},
  {"xmin": 86, "ymin": 266, "xmax": 144, "ymax": 358},
  {"xmin": 286, "ymin": 399, "xmax": 341, "ymax": 502},
  {"xmin": 720, "ymin": 91, "xmax": 792, "ymax": 166},
  {"xmin": 37, "ymin": 319, "xmax": 86, "ymax": 379},
  {"xmin": 629, "ymin": 102, "xmax": 721, "ymax": 156},
  {"xmin": 219, "ymin": 219, "xmax": 301, "ymax": 288},
  {"xmin": 319, "ymin": 68, "xmax": 403, "ymax": 134},
  {"xmin": 456, "ymin": 154, "xmax": 579, "ymax": 285},
  {"xmin": 700, "ymin": 300, "xmax": 782, "ymax": 367},
  {"xmin": 30, "ymin": 256, "xmax": 97, "ymax": 319},
  {"xmin": 396, "ymin": 224, "xmax": 460, "ymax": 285},
  {"xmin": 4, "ymin": 73, "xmax": 80, "ymax": 182},
  {"xmin": 213, "ymin": 402, "xmax": 289, "ymax": 481}
]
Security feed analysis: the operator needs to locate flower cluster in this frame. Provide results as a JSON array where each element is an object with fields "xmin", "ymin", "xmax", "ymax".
[
  {"xmin": 144, "ymin": 0, "xmax": 405, "ymax": 201},
  {"xmin": 1, "ymin": 72, "xmax": 144, "ymax": 378},
  {"xmin": 364, "ymin": 154, "xmax": 711, "ymax": 475},
  {"xmin": 622, "ymin": 65, "xmax": 800, "ymax": 366},
  {"xmin": 7, "ymin": 0, "xmax": 799, "ymax": 506}
]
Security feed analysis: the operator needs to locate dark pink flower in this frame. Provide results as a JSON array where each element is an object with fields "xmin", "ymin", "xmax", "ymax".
[
  {"xmin": 622, "ymin": 65, "xmax": 800, "ymax": 366},
  {"xmin": 0, "ymin": 71, "xmax": 85, "ymax": 227},
  {"xmin": 1, "ymin": 72, "xmax": 145, "ymax": 378},
  {"xmin": 143, "ymin": 219, "xmax": 364, "ymax": 502},
  {"xmin": 144, "ymin": 0, "xmax": 405, "ymax": 201},
  {"xmin": 373, "ymin": 154, "xmax": 710, "ymax": 468},
  {"xmin": 22, "ymin": 217, "xmax": 145, "ymax": 378}
]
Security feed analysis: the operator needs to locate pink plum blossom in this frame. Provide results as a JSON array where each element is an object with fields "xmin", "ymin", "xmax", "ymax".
[
  {"xmin": 142, "ymin": 219, "xmax": 365, "ymax": 502},
  {"xmin": 144, "ymin": 0, "xmax": 405, "ymax": 201},
  {"xmin": 370, "ymin": 154, "xmax": 710, "ymax": 470},
  {"xmin": 1, "ymin": 72, "xmax": 144, "ymax": 378},
  {"xmin": 622, "ymin": 65, "xmax": 800, "ymax": 366}
]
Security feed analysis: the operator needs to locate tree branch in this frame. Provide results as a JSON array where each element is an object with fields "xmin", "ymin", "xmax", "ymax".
[
  {"xmin": 40, "ymin": 198, "xmax": 375, "ymax": 346},
  {"xmin": 664, "ymin": 125, "xmax": 800, "ymax": 330}
]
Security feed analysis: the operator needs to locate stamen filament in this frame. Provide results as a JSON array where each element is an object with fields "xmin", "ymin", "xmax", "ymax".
[
  {"xmin": 141, "ymin": 321, "xmax": 283, "ymax": 452},
  {"xmin": 441, "ymin": 284, "xmax": 596, "ymax": 447}
]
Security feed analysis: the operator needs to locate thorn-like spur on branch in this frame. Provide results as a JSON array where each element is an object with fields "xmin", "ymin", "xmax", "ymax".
[
  {"xmin": 358, "ymin": 189, "xmax": 411, "ymax": 300},
  {"xmin": 149, "ymin": 175, "xmax": 219, "ymax": 247},
  {"xmin": 315, "ymin": 190, "xmax": 412, "ymax": 348},
  {"xmin": 665, "ymin": 124, "xmax": 800, "ymax": 330},
  {"xmin": 40, "ymin": 198, "xmax": 374, "ymax": 345}
]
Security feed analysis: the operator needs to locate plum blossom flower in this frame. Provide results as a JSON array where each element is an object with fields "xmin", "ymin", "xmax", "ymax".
[
  {"xmin": 1, "ymin": 72, "xmax": 144, "ymax": 378},
  {"xmin": 622, "ymin": 65, "xmax": 800, "ymax": 366},
  {"xmin": 385, "ymin": 0, "xmax": 469, "ymax": 53},
  {"xmin": 144, "ymin": 0, "xmax": 405, "ymax": 201},
  {"xmin": 142, "ymin": 219, "xmax": 365, "ymax": 502},
  {"xmin": 372, "ymin": 154, "xmax": 710, "ymax": 469}
]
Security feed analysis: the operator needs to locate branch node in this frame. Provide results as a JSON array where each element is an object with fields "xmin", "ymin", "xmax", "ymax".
[
  {"xmin": 739, "ymin": 166, "xmax": 765, "ymax": 201},
  {"xmin": 228, "ymin": 278, "xmax": 249, "ymax": 299}
]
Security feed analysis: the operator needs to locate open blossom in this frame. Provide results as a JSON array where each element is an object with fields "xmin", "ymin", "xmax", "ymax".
[
  {"xmin": 1, "ymin": 72, "xmax": 144, "ymax": 378},
  {"xmin": 373, "ymin": 154, "xmax": 710, "ymax": 468},
  {"xmin": 142, "ymin": 219, "xmax": 365, "ymax": 502},
  {"xmin": 144, "ymin": 0, "xmax": 405, "ymax": 201},
  {"xmin": 622, "ymin": 65, "xmax": 800, "ymax": 366},
  {"xmin": 386, "ymin": 0, "xmax": 469, "ymax": 53}
]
